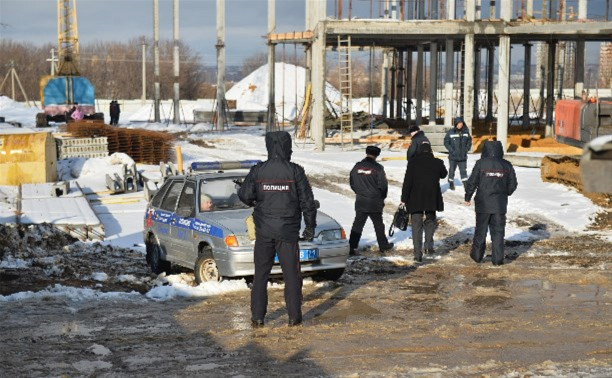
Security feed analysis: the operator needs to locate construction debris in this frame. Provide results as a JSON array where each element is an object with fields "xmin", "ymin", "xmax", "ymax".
[
  {"xmin": 105, "ymin": 163, "xmax": 139, "ymax": 194},
  {"xmin": 55, "ymin": 135, "xmax": 108, "ymax": 159},
  {"xmin": 62, "ymin": 122, "xmax": 175, "ymax": 164}
]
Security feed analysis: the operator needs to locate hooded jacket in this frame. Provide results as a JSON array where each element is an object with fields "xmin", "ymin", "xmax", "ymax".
[
  {"xmin": 401, "ymin": 143, "xmax": 448, "ymax": 213},
  {"xmin": 444, "ymin": 119, "xmax": 472, "ymax": 161},
  {"xmin": 350, "ymin": 156, "xmax": 388, "ymax": 213},
  {"xmin": 238, "ymin": 131, "xmax": 317, "ymax": 242},
  {"xmin": 464, "ymin": 140, "xmax": 518, "ymax": 214},
  {"xmin": 406, "ymin": 130, "xmax": 430, "ymax": 160}
]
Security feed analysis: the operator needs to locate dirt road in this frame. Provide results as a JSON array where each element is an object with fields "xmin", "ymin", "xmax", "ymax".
[{"xmin": 1, "ymin": 231, "xmax": 610, "ymax": 376}]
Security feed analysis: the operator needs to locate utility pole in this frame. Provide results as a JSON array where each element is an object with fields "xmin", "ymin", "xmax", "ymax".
[
  {"xmin": 216, "ymin": 0, "xmax": 226, "ymax": 131},
  {"xmin": 153, "ymin": 0, "xmax": 161, "ymax": 123},
  {"xmin": 46, "ymin": 48, "xmax": 58, "ymax": 76},
  {"xmin": 267, "ymin": 0, "xmax": 276, "ymax": 132},
  {"xmin": 173, "ymin": 0, "xmax": 180, "ymax": 124},
  {"xmin": 0, "ymin": 61, "xmax": 32, "ymax": 106},
  {"xmin": 142, "ymin": 40, "xmax": 147, "ymax": 104}
]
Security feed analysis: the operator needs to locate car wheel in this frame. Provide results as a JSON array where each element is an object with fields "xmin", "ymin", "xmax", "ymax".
[
  {"xmin": 194, "ymin": 255, "xmax": 220, "ymax": 284},
  {"xmin": 146, "ymin": 238, "xmax": 170, "ymax": 275},
  {"xmin": 316, "ymin": 268, "xmax": 345, "ymax": 282}
]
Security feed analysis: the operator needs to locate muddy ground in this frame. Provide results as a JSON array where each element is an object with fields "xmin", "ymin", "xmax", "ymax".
[{"xmin": 1, "ymin": 220, "xmax": 611, "ymax": 376}]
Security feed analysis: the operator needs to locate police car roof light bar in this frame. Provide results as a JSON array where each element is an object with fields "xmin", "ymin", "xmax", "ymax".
[{"xmin": 190, "ymin": 160, "xmax": 261, "ymax": 171}]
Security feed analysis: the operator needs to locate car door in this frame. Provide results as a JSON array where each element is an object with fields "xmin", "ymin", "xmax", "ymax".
[
  {"xmin": 173, "ymin": 181, "xmax": 197, "ymax": 265},
  {"xmin": 156, "ymin": 179, "xmax": 185, "ymax": 260}
]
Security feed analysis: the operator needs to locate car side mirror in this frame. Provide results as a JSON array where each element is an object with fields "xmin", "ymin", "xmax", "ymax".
[{"xmin": 314, "ymin": 200, "xmax": 320, "ymax": 209}]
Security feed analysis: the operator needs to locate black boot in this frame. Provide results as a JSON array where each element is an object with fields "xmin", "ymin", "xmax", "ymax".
[
  {"xmin": 449, "ymin": 180, "xmax": 455, "ymax": 191},
  {"xmin": 349, "ymin": 231, "xmax": 361, "ymax": 256}
]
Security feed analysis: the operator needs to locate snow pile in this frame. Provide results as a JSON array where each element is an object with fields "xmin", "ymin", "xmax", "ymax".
[
  {"xmin": 226, "ymin": 63, "xmax": 342, "ymax": 121},
  {"xmin": 0, "ymin": 256, "xmax": 30, "ymax": 269},
  {"xmin": 0, "ymin": 95, "xmax": 40, "ymax": 127},
  {"xmin": 0, "ymin": 284, "xmax": 141, "ymax": 302},
  {"xmin": 58, "ymin": 152, "xmax": 136, "ymax": 180},
  {"xmin": 146, "ymin": 273, "xmax": 249, "ymax": 301}
]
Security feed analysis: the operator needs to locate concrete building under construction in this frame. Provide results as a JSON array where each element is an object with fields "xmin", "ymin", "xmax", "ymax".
[{"xmin": 264, "ymin": 0, "xmax": 612, "ymax": 151}]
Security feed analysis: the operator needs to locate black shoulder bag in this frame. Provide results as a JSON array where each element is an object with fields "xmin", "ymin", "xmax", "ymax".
[{"xmin": 389, "ymin": 204, "xmax": 409, "ymax": 237}]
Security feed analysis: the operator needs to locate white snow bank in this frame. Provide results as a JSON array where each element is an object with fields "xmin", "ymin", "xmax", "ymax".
[
  {"xmin": 0, "ymin": 256, "xmax": 30, "ymax": 269},
  {"xmin": 146, "ymin": 274, "xmax": 249, "ymax": 301},
  {"xmin": 0, "ymin": 284, "xmax": 141, "ymax": 302},
  {"xmin": 90, "ymin": 272, "xmax": 109, "ymax": 282},
  {"xmin": 0, "ymin": 95, "xmax": 40, "ymax": 127},
  {"xmin": 57, "ymin": 152, "xmax": 135, "ymax": 181}
]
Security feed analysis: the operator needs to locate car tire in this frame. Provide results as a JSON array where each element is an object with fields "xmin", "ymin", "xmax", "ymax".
[
  {"xmin": 316, "ymin": 268, "xmax": 345, "ymax": 282},
  {"xmin": 194, "ymin": 255, "xmax": 221, "ymax": 284},
  {"xmin": 146, "ymin": 238, "xmax": 170, "ymax": 275}
]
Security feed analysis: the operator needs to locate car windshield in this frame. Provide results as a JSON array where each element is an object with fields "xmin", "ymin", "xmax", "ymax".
[{"xmin": 200, "ymin": 177, "xmax": 248, "ymax": 211}]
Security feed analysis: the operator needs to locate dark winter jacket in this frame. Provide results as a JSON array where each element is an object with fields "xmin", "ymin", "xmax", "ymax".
[
  {"xmin": 401, "ymin": 144, "xmax": 448, "ymax": 213},
  {"xmin": 406, "ymin": 130, "xmax": 430, "ymax": 160},
  {"xmin": 349, "ymin": 157, "xmax": 388, "ymax": 213},
  {"xmin": 464, "ymin": 140, "xmax": 518, "ymax": 214},
  {"xmin": 238, "ymin": 131, "xmax": 317, "ymax": 242},
  {"xmin": 444, "ymin": 122, "xmax": 472, "ymax": 161},
  {"xmin": 109, "ymin": 101, "xmax": 120, "ymax": 117}
]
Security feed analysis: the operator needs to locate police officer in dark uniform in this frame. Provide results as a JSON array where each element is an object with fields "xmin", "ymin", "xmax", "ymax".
[
  {"xmin": 348, "ymin": 146, "xmax": 394, "ymax": 255},
  {"xmin": 238, "ymin": 131, "xmax": 317, "ymax": 327},
  {"xmin": 464, "ymin": 140, "xmax": 518, "ymax": 266}
]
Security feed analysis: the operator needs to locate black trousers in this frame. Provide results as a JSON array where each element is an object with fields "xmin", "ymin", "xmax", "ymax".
[
  {"xmin": 411, "ymin": 211, "xmax": 437, "ymax": 258},
  {"xmin": 349, "ymin": 211, "xmax": 390, "ymax": 251},
  {"xmin": 448, "ymin": 159, "xmax": 468, "ymax": 181},
  {"xmin": 470, "ymin": 212, "xmax": 506, "ymax": 264},
  {"xmin": 251, "ymin": 234, "xmax": 302, "ymax": 322}
]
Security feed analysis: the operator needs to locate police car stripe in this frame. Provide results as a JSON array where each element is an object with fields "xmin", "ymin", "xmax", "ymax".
[{"xmin": 153, "ymin": 210, "xmax": 224, "ymax": 238}]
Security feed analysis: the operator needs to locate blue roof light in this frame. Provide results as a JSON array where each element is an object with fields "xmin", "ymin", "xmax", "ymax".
[{"xmin": 191, "ymin": 160, "xmax": 261, "ymax": 171}]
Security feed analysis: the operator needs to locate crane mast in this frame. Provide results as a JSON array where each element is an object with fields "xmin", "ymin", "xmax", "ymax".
[{"xmin": 57, "ymin": 0, "xmax": 80, "ymax": 76}]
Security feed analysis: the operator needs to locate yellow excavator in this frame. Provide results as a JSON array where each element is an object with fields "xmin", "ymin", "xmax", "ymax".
[{"xmin": 36, "ymin": 0, "xmax": 103, "ymax": 127}]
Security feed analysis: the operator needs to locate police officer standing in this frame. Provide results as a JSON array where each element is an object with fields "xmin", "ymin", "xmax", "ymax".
[
  {"xmin": 464, "ymin": 140, "xmax": 518, "ymax": 266},
  {"xmin": 238, "ymin": 131, "xmax": 317, "ymax": 327},
  {"xmin": 443, "ymin": 116, "xmax": 472, "ymax": 190},
  {"xmin": 349, "ymin": 146, "xmax": 394, "ymax": 255}
]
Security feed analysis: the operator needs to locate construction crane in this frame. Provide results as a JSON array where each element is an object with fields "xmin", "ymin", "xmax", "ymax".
[{"xmin": 36, "ymin": 0, "xmax": 103, "ymax": 127}]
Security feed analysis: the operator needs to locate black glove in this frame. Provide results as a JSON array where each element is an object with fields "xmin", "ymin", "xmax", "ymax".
[{"xmin": 301, "ymin": 226, "xmax": 315, "ymax": 242}]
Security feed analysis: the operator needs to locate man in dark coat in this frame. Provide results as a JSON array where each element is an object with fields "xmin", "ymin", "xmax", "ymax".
[
  {"xmin": 443, "ymin": 116, "xmax": 472, "ymax": 190},
  {"xmin": 406, "ymin": 125, "xmax": 430, "ymax": 161},
  {"xmin": 401, "ymin": 143, "xmax": 448, "ymax": 262},
  {"xmin": 464, "ymin": 140, "xmax": 518, "ymax": 266},
  {"xmin": 238, "ymin": 131, "xmax": 318, "ymax": 327},
  {"xmin": 109, "ymin": 100, "xmax": 120, "ymax": 125},
  {"xmin": 349, "ymin": 146, "xmax": 394, "ymax": 255}
]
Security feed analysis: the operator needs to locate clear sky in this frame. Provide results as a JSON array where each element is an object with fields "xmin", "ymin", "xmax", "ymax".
[{"xmin": 1, "ymin": 0, "xmax": 609, "ymax": 66}]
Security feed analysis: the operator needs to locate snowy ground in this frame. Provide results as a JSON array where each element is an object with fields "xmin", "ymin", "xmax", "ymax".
[{"xmin": 1, "ymin": 94, "xmax": 611, "ymax": 375}]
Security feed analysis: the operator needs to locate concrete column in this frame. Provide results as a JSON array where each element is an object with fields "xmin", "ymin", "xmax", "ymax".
[
  {"xmin": 486, "ymin": 46, "xmax": 495, "ymax": 121},
  {"xmin": 397, "ymin": 50, "xmax": 404, "ymax": 119},
  {"xmin": 216, "ymin": 0, "xmax": 226, "ymax": 131},
  {"xmin": 390, "ymin": 53, "xmax": 396, "ymax": 119},
  {"xmin": 545, "ymin": 41, "xmax": 556, "ymax": 136},
  {"xmin": 311, "ymin": 26, "xmax": 326, "ymax": 150},
  {"xmin": 445, "ymin": 39, "xmax": 454, "ymax": 126},
  {"xmin": 465, "ymin": 0, "xmax": 475, "ymax": 20},
  {"xmin": 418, "ymin": 0, "xmax": 425, "ymax": 19},
  {"xmin": 574, "ymin": 40, "xmax": 585, "ymax": 98},
  {"xmin": 267, "ymin": 0, "xmax": 276, "ymax": 131},
  {"xmin": 429, "ymin": 42, "xmax": 438, "ymax": 125},
  {"xmin": 173, "ymin": 0, "xmax": 180, "ymax": 124},
  {"xmin": 391, "ymin": 0, "xmax": 397, "ymax": 19},
  {"xmin": 382, "ymin": 51, "xmax": 389, "ymax": 118},
  {"xmin": 527, "ymin": 0, "xmax": 533, "ymax": 17},
  {"xmin": 406, "ymin": 50, "xmax": 413, "ymax": 124},
  {"xmin": 474, "ymin": 46, "xmax": 481, "ymax": 120},
  {"xmin": 416, "ymin": 45, "xmax": 424, "ymax": 125},
  {"xmin": 464, "ymin": 0, "xmax": 475, "ymax": 130},
  {"xmin": 523, "ymin": 43, "xmax": 531, "ymax": 127},
  {"xmin": 497, "ymin": 36, "xmax": 511, "ymax": 151},
  {"xmin": 141, "ymin": 42, "xmax": 146, "ymax": 104},
  {"xmin": 500, "ymin": 0, "xmax": 512, "ymax": 20},
  {"xmin": 489, "ymin": 0, "xmax": 496, "ymax": 19},
  {"xmin": 153, "ymin": 0, "xmax": 160, "ymax": 123},
  {"xmin": 448, "ymin": 0, "xmax": 456, "ymax": 20},
  {"xmin": 578, "ymin": 0, "xmax": 587, "ymax": 19},
  {"xmin": 476, "ymin": 0, "xmax": 482, "ymax": 19}
]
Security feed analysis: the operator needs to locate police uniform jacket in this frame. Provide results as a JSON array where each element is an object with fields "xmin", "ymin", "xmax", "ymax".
[
  {"xmin": 465, "ymin": 141, "xmax": 518, "ymax": 214},
  {"xmin": 350, "ymin": 157, "xmax": 388, "ymax": 213},
  {"xmin": 406, "ymin": 130, "xmax": 430, "ymax": 160},
  {"xmin": 238, "ymin": 131, "xmax": 317, "ymax": 242}
]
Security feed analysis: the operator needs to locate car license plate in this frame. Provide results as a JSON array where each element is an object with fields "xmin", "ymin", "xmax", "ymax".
[{"xmin": 274, "ymin": 249, "xmax": 319, "ymax": 263}]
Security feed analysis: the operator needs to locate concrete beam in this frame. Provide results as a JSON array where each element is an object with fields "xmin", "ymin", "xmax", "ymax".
[{"xmin": 497, "ymin": 35, "xmax": 511, "ymax": 152}]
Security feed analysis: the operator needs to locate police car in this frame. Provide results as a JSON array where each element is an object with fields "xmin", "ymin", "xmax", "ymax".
[{"xmin": 143, "ymin": 160, "xmax": 350, "ymax": 283}]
